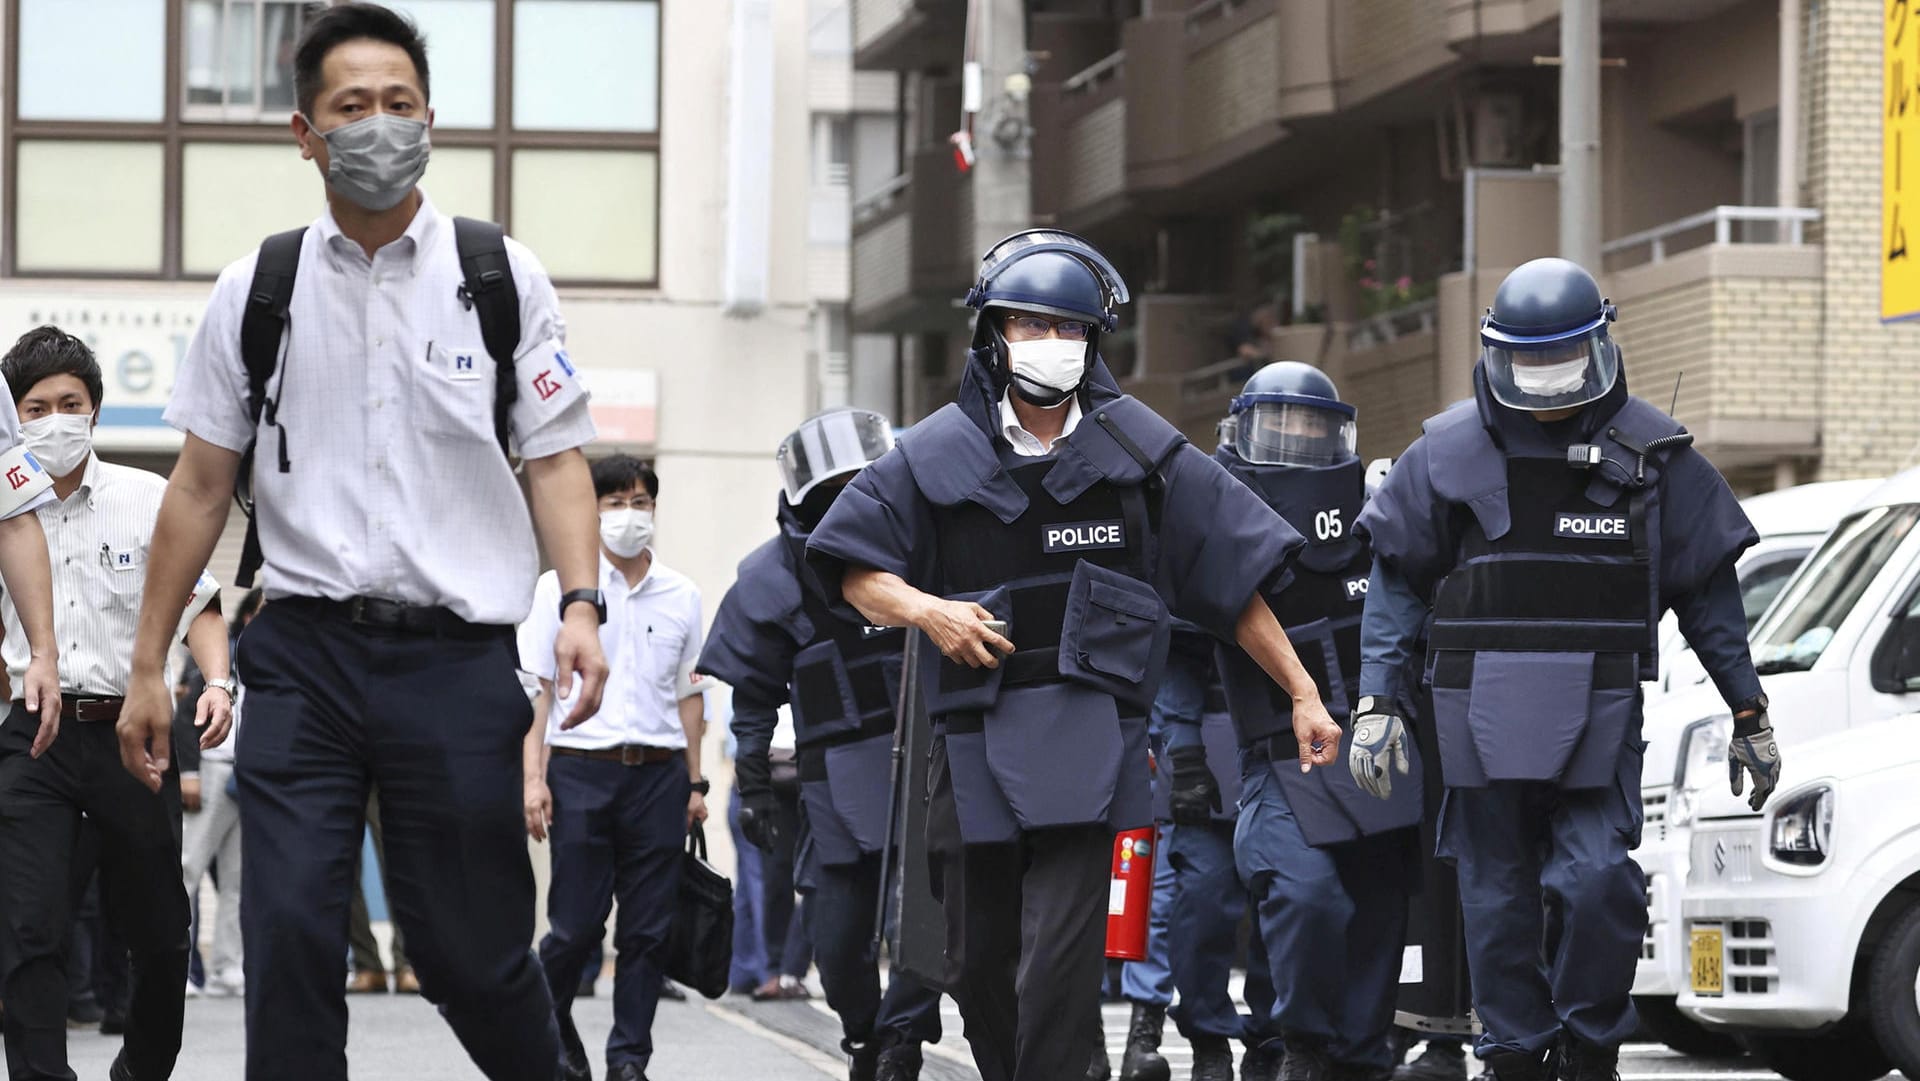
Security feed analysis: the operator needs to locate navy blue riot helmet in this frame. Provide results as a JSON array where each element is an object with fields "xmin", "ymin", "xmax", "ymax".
[
  {"xmin": 965, "ymin": 230, "xmax": 1130, "ymax": 407},
  {"xmin": 1226, "ymin": 361, "xmax": 1357, "ymax": 467},
  {"xmin": 1480, "ymin": 257, "xmax": 1621, "ymax": 412}
]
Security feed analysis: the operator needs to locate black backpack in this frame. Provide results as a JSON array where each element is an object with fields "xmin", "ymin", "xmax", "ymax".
[{"xmin": 233, "ymin": 216, "xmax": 522, "ymax": 587}]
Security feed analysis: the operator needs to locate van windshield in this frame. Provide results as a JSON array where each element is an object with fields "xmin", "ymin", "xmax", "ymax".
[{"xmin": 1751, "ymin": 504, "xmax": 1920, "ymax": 674}]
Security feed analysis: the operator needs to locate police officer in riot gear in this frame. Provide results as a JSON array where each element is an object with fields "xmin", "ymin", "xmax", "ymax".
[
  {"xmin": 697, "ymin": 409, "xmax": 943, "ymax": 1081},
  {"xmin": 1351, "ymin": 258, "xmax": 1779, "ymax": 1081},
  {"xmin": 1175, "ymin": 363, "xmax": 1421, "ymax": 1081},
  {"xmin": 805, "ymin": 230, "xmax": 1345, "ymax": 1081}
]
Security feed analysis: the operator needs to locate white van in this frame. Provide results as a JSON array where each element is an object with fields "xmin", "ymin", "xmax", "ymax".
[
  {"xmin": 1629, "ymin": 477, "xmax": 1894, "ymax": 1054},
  {"xmin": 1675, "ymin": 714, "xmax": 1920, "ymax": 1081}
]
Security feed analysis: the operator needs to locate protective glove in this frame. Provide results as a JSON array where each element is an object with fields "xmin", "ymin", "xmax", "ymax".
[
  {"xmin": 1347, "ymin": 696, "xmax": 1410, "ymax": 800},
  {"xmin": 1728, "ymin": 723, "xmax": 1781, "ymax": 812},
  {"xmin": 1168, "ymin": 744, "xmax": 1221, "ymax": 826},
  {"xmin": 734, "ymin": 750, "xmax": 785, "ymax": 853}
]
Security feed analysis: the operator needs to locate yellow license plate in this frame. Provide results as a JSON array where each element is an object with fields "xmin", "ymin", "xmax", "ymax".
[{"xmin": 1691, "ymin": 927, "xmax": 1725, "ymax": 995}]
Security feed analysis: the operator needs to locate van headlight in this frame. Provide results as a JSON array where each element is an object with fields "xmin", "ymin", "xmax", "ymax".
[
  {"xmin": 1769, "ymin": 786, "xmax": 1835, "ymax": 867},
  {"xmin": 1670, "ymin": 716, "xmax": 1730, "ymax": 828}
]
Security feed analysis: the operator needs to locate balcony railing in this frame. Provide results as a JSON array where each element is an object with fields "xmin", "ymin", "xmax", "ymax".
[
  {"xmin": 1063, "ymin": 50, "xmax": 1125, "ymax": 97},
  {"xmin": 1602, "ymin": 206, "xmax": 1822, "ymax": 265},
  {"xmin": 852, "ymin": 173, "xmax": 912, "ymax": 228}
]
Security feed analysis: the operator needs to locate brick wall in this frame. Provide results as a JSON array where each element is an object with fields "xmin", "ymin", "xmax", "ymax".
[
  {"xmin": 1183, "ymin": 14, "xmax": 1280, "ymax": 157},
  {"xmin": 1811, "ymin": 0, "xmax": 1920, "ymax": 479},
  {"xmin": 1063, "ymin": 98, "xmax": 1126, "ymax": 211}
]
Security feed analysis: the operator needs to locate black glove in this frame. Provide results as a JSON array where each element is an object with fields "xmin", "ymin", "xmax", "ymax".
[
  {"xmin": 1168, "ymin": 744, "xmax": 1222, "ymax": 826},
  {"xmin": 734, "ymin": 751, "xmax": 785, "ymax": 853}
]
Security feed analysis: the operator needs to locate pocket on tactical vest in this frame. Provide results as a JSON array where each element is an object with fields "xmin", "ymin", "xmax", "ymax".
[
  {"xmin": 791, "ymin": 640, "xmax": 862, "ymax": 744},
  {"xmin": 823, "ymin": 733, "xmax": 895, "ymax": 854},
  {"xmin": 1058, "ymin": 562, "xmax": 1170, "ymax": 710},
  {"xmin": 922, "ymin": 586, "xmax": 1011, "ymax": 715}
]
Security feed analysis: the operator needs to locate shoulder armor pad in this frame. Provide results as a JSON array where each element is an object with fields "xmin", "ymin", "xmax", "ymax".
[
  {"xmin": 898, "ymin": 404, "xmax": 1029, "ymax": 523},
  {"xmin": 1045, "ymin": 396, "xmax": 1187, "ymax": 503},
  {"xmin": 733, "ymin": 539, "xmax": 809, "ymax": 640},
  {"xmin": 1423, "ymin": 407, "xmax": 1511, "ymax": 541}
]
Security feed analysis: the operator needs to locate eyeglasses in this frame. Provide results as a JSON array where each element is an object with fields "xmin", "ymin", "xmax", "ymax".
[
  {"xmin": 1004, "ymin": 314, "xmax": 1093, "ymax": 342},
  {"xmin": 602, "ymin": 495, "xmax": 655, "ymax": 511}
]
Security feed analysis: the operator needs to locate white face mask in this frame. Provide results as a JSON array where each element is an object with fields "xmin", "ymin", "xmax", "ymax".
[
  {"xmin": 22, "ymin": 413, "xmax": 92, "ymax": 478},
  {"xmin": 599, "ymin": 507, "xmax": 654, "ymax": 558},
  {"xmin": 1006, "ymin": 338, "xmax": 1090, "ymax": 404},
  {"xmin": 1510, "ymin": 356, "xmax": 1589, "ymax": 397}
]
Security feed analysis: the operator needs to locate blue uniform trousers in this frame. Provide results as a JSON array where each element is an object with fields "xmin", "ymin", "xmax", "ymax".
[
  {"xmin": 1167, "ymin": 819, "xmax": 1267, "ymax": 1042},
  {"xmin": 806, "ymin": 851, "xmax": 943, "ymax": 1047},
  {"xmin": 234, "ymin": 601, "xmax": 558, "ymax": 1081},
  {"xmin": 1440, "ymin": 765, "xmax": 1647, "ymax": 1059},
  {"xmin": 1119, "ymin": 822, "xmax": 1174, "ymax": 1007},
  {"xmin": 1234, "ymin": 759, "xmax": 1408, "ymax": 1070},
  {"xmin": 728, "ymin": 793, "xmax": 769, "ymax": 991},
  {"xmin": 539, "ymin": 753, "xmax": 688, "ymax": 1071}
]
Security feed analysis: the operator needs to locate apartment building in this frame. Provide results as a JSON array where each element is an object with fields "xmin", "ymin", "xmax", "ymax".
[{"xmin": 853, "ymin": 0, "xmax": 1911, "ymax": 492}]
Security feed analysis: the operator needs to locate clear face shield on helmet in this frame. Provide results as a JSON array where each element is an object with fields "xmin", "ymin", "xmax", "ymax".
[
  {"xmin": 968, "ymin": 230, "xmax": 1132, "ymax": 325},
  {"xmin": 1229, "ymin": 395, "xmax": 1358, "ymax": 467},
  {"xmin": 777, "ymin": 409, "xmax": 895, "ymax": 505},
  {"xmin": 1481, "ymin": 326, "xmax": 1621, "ymax": 412}
]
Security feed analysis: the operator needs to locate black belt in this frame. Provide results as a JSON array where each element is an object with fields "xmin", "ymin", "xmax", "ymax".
[
  {"xmin": 551, "ymin": 745, "xmax": 681, "ymax": 766},
  {"xmin": 49, "ymin": 695, "xmax": 123, "ymax": 722},
  {"xmin": 279, "ymin": 596, "xmax": 505, "ymax": 640}
]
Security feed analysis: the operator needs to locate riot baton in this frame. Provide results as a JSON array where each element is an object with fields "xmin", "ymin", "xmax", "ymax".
[{"xmin": 872, "ymin": 628, "xmax": 920, "ymax": 958}]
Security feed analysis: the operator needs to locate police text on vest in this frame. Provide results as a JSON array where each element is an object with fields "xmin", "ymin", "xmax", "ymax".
[
  {"xmin": 1553, "ymin": 513, "xmax": 1630, "ymax": 540},
  {"xmin": 1043, "ymin": 520, "xmax": 1127, "ymax": 554}
]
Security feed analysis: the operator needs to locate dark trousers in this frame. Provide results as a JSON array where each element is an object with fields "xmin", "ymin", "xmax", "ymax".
[
  {"xmin": 1442, "ymin": 776, "xmax": 1647, "ymax": 1060},
  {"xmin": 538, "ymin": 753, "xmax": 687, "ymax": 1070},
  {"xmin": 235, "ymin": 603, "xmax": 557, "ymax": 1081},
  {"xmin": 0, "ymin": 705, "xmax": 189, "ymax": 1081},
  {"xmin": 808, "ymin": 853, "xmax": 943, "ymax": 1048},
  {"xmin": 760, "ymin": 782, "xmax": 812, "ymax": 980},
  {"xmin": 727, "ymin": 794, "xmax": 769, "ymax": 991},
  {"xmin": 943, "ymin": 826, "xmax": 1111, "ymax": 1081},
  {"xmin": 1167, "ymin": 820, "xmax": 1269, "ymax": 1043}
]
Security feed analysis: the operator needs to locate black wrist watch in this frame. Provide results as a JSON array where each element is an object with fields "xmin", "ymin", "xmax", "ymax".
[
  {"xmin": 690, "ymin": 777, "xmax": 711, "ymax": 796},
  {"xmin": 559, "ymin": 588, "xmax": 607, "ymax": 625}
]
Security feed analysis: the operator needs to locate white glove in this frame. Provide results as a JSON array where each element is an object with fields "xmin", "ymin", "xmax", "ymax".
[{"xmin": 1347, "ymin": 696, "xmax": 1409, "ymax": 800}]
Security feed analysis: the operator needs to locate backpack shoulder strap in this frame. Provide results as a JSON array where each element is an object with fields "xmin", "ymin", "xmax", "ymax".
[
  {"xmin": 233, "ymin": 227, "xmax": 305, "ymax": 589},
  {"xmin": 452, "ymin": 216, "xmax": 522, "ymax": 456},
  {"xmin": 239, "ymin": 227, "xmax": 306, "ymax": 435}
]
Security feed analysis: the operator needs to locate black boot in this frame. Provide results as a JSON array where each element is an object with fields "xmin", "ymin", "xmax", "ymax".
[
  {"xmin": 1392, "ymin": 1040, "xmax": 1467, "ymax": 1081},
  {"xmin": 843, "ymin": 1038, "xmax": 881, "ymax": 1081},
  {"xmin": 1556, "ymin": 1041, "xmax": 1618, "ymax": 1081},
  {"xmin": 1088, "ymin": 1045, "xmax": 1113, "ymax": 1081},
  {"xmin": 1119, "ymin": 1002, "xmax": 1171, "ymax": 1081},
  {"xmin": 1484, "ymin": 1049, "xmax": 1557, "ymax": 1081},
  {"xmin": 1242, "ymin": 1039, "xmax": 1285, "ymax": 1081},
  {"xmin": 1280, "ymin": 1036, "xmax": 1333, "ymax": 1081},
  {"xmin": 874, "ymin": 1041, "xmax": 922, "ymax": 1081},
  {"xmin": 1191, "ymin": 1035, "xmax": 1235, "ymax": 1081}
]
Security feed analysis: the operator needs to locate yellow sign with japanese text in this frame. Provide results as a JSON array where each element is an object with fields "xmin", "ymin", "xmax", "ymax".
[{"xmin": 1887, "ymin": 1, "xmax": 1920, "ymax": 320}]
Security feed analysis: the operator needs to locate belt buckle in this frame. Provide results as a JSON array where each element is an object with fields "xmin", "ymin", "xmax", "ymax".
[{"xmin": 621, "ymin": 745, "xmax": 643, "ymax": 766}]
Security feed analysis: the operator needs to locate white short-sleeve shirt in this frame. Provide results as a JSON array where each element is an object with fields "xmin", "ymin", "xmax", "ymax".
[
  {"xmin": 164, "ymin": 193, "xmax": 596, "ymax": 625},
  {"xmin": 517, "ymin": 554, "xmax": 704, "ymax": 750}
]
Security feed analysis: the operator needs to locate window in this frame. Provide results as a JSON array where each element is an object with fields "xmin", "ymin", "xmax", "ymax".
[
  {"xmin": 1751, "ymin": 505, "xmax": 1920, "ymax": 674},
  {"xmin": 6, "ymin": 0, "xmax": 662, "ymax": 285},
  {"xmin": 1737, "ymin": 548, "xmax": 1810, "ymax": 630},
  {"xmin": 815, "ymin": 116, "xmax": 852, "ymax": 187}
]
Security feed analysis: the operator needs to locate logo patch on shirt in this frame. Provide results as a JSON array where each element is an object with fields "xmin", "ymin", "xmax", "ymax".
[
  {"xmin": 532, "ymin": 369, "xmax": 563, "ymax": 401},
  {"xmin": 1553, "ymin": 513, "xmax": 1630, "ymax": 540},
  {"xmin": 1043, "ymin": 520, "xmax": 1126, "ymax": 554},
  {"xmin": 1344, "ymin": 576, "xmax": 1369, "ymax": 601}
]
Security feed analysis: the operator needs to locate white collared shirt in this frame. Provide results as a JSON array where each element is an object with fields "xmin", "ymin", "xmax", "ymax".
[
  {"xmin": 0, "ymin": 455, "xmax": 209, "ymax": 696},
  {"xmin": 165, "ymin": 193, "xmax": 597, "ymax": 626},
  {"xmin": 999, "ymin": 391, "xmax": 1081, "ymax": 457},
  {"xmin": 517, "ymin": 553, "xmax": 705, "ymax": 750}
]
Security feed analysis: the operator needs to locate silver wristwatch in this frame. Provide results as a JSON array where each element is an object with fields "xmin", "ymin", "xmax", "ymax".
[{"xmin": 206, "ymin": 677, "xmax": 238, "ymax": 699}]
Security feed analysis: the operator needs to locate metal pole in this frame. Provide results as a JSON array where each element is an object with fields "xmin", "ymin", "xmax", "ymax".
[
  {"xmin": 971, "ymin": 0, "xmax": 1033, "ymax": 256},
  {"xmin": 1559, "ymin": 0, "xmax": 1602, "ymax": 271},
  {"xmin": 1777, "ymin": 0, "xmax": 1801, "ymax": 213}
]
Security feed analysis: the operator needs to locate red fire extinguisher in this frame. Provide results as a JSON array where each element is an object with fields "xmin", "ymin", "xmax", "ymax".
[{"xmin": 1105, "ymin": 826, "xmax": 1157, "ymax": 960}]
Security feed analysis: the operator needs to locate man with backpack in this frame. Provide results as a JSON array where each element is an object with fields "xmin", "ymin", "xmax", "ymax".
[{"xmin": 113, "ymin": 6, "xmax": 608, "ymax": 1081}]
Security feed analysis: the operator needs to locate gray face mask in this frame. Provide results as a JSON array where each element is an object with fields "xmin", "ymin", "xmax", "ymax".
[{"xmin": 305, "ymin": 112, "xmax": 431, "ymax": 211}]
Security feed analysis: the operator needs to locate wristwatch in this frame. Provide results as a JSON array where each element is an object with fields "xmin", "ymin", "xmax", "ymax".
[
  {"xmin": 559, "ymin": 588, "xmax": 608, "ymax": 625},
  {"xmin": 690, "ymin": 777, "xmax": 711, "ymax": 796},
  {"xmin": 206, "ymin": 677, "xmax": 237, "ymax": 700}
]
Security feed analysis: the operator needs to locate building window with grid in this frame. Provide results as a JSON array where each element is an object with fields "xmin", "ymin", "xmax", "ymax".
[{"xmin": 6, "ymin": 0, "xmax": 662, "ymax": 285}]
